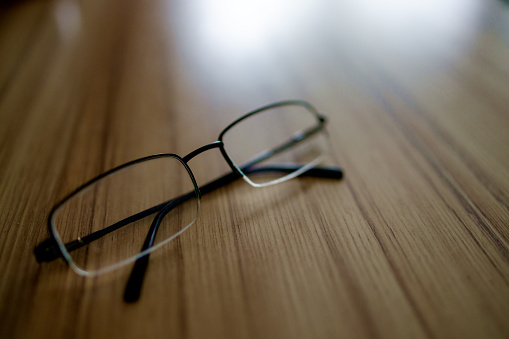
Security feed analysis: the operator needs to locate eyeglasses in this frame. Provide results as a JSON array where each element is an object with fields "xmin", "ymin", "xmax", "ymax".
[{"xmin": 34, "ymin": 100, "xmax": 343, "ymax": 302}]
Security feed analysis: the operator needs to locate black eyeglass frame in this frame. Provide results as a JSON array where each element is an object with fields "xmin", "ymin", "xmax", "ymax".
[{"xmin": 34, "ymin": 100, "xmax": 343, "ymax": 302}]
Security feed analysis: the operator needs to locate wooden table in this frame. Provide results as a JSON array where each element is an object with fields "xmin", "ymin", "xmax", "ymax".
[{"xmin": 1, "ymin": 0, "xmax": 508, "ymax": 338}]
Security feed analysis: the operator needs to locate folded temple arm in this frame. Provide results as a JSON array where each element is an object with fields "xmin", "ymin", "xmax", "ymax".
[{"xmin": 34, "ymin": 164, "xmax": 343, "ymax": 263}]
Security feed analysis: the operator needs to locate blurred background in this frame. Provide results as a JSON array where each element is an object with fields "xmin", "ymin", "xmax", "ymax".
[{"xmin": 2, "ymin": 0, "xmax": 508, "ymax": 182}]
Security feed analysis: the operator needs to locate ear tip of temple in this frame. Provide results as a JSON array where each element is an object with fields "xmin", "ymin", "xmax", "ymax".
[
  {"xmin": 34, "ymin": 238, "xmax": 59, "ymax": 262},
  {"xmin": 124, "ymin": 256, "xmax": 150, "ymax": 303},
  {"xmin": 305, "ymin": 166, "xmax": 344, "ymax": 179}
]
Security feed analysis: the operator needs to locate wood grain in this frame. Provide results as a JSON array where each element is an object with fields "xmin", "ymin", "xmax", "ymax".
[{"xmin": 1, "ymin": 0, "xmax": 508, "ymax": 338}]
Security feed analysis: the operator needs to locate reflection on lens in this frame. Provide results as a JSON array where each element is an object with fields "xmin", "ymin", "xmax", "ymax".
[
  {"xmin": 51, "ymin": 155, "xmax": 200, "ymax": 275},
  {"xmin": 221, "ymin": 102, "xmax": 330, "ymax": 186}
]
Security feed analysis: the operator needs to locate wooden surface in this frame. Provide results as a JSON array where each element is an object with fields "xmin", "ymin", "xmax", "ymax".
[{"xmin": 1, "ymin": 0, "xmax": 508, "ymax": 338}]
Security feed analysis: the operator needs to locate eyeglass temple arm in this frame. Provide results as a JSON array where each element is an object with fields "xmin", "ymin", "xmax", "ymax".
[
  {"xmin": 33, "ymin": 201, "xmax": 172, "ymax": 262},
  {"xmin": 34, "ymin": 164, "xmax": 342, "ymax": 263},
  {"xmin": 122, "ymin": 164, "xmax": 343, "ymax": 302},
  {"xmin": 124, "ymin": 198, "xmax": 180, "ymax": 302}
]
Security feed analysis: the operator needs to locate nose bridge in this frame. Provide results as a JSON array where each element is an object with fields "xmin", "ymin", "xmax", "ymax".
[{"xmin": 182, "ymin": 141, "xmax": 223, "ymax": 163}]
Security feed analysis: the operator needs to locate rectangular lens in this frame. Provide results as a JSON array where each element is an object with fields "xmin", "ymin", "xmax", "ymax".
[
  {"xmin": 50, "ymin": 155, "xmax": 199, "ymax": 275},
  {"xmin": 221, "ymin": 102, "xmax": 330, "ymax": 186}
]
